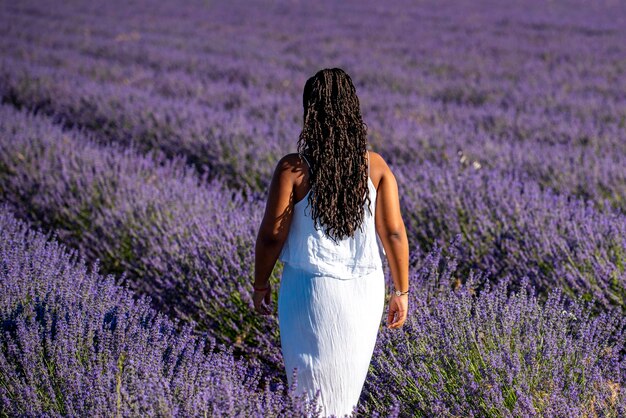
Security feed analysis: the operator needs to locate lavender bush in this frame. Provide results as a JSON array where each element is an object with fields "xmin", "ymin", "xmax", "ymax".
[
  {"xmin": 395, "ymin": 160, "xmax": 626, "ymax": 310},
  {"xmin": 0, "ymin": 206, "xmax": 321, "ymax": 417},
  {"xmin": 362, "ymin": 241, "xmax": 626, "ymax": 417},
  {"xmin": 0, "ymin": 104, "xmax": 287, "ymax": 378}
]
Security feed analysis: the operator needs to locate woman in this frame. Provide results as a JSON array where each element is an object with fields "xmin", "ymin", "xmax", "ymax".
[{"xmin": 253, "ymin": 68, "xmax": 409, "ymax": 417}]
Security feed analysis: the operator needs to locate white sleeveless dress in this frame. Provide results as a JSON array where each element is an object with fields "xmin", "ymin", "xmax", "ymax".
[{"xmin": 278, "ymin": 153, "xmax": 386, "ymax": 417}]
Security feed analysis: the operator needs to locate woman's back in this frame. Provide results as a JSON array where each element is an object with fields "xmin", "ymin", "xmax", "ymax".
[{"xmin": 279, "ymin": 151, "xmax": 385, "ymax": 279}]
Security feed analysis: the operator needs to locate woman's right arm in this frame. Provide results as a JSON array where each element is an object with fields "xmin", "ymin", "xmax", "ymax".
[{"xmin": 373, "ymin": 154, "xmax": 409, "ymax": 329}]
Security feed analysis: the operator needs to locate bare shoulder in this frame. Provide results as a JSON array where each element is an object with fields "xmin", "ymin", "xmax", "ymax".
[
  {"xmin": 276, "ymin": 153, "xmax": 299, "ymax": 167},
  {"xmin": 274, "ymin": 153, "xmax": 304, "ymax": 173},
  {"xmin": 274, "ymin": 153, "xmax": 308, "ymax": 185},
  {"xmin": 368, "ymin": 150, "xmax": 393, "ymax": 188},
  {"xmin": 368, "ymin": 150, "xmax": 388, "ymax": 168}
]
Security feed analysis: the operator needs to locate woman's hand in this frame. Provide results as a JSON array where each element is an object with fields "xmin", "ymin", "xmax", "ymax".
[
  {"xmin": 387, "ymin": 293, "xmax": 408, "ymax": 329},
  {"xmin": 253, "ymin": 283, "xmax": 273, "ymax": 315}
]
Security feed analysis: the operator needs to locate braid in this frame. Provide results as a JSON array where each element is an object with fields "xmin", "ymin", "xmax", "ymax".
[{"xmin": 297, "ymin": 68, "xmax": 371, "ymax": 243}]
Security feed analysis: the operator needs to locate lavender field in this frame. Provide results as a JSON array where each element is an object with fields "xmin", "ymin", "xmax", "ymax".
[{"xmin": 1, "ymin": 0, "xmax": 626, "ymax": 416}]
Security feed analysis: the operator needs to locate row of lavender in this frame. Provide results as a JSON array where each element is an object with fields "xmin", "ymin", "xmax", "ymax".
[
  {"xmin": 364, "ymin": 242, "xmax": 626, "ymax": 417},
  {"xmin": 0, "ymin": 207, "xmax": 321, "ymax": 417},
  {"xmin": 3, "ymin": 57, "xmax": 625, "ymax": 212},
  {"xmin": 3, "ymin": 196, "xmax": 625, "ymax": 416},
  {"xmin": 396, "ymin": 162, "xmax": 626, "ymax": 309},
  {"xmin": 1, "ymin": 0, "xmax": 625, "ymax": 210},
  {"xmin": 0, "ymin": 105, "xmax": 287, "ymax": 375}
]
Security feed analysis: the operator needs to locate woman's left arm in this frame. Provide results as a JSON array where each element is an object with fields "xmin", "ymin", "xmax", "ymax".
[{"xmin": 253, "ymin": 155, "xmax": 296, "ymax": 314}]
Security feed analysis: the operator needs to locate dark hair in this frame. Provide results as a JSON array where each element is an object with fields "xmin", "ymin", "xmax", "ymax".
[{"xmin": 297, "ymin": 68, "xmax": 370, "ymax": 242}]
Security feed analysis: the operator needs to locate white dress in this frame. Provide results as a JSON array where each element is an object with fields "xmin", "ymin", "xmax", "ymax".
[{"xmin": 278, "ymin": 153, "xmax": 386, "ymax": 417}]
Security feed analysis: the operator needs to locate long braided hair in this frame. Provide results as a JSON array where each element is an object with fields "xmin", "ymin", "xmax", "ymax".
[{"xmin": 297, "ymin": 68, "xmax": 371, "ymax": 242}]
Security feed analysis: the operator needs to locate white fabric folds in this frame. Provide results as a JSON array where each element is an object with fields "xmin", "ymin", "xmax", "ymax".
[{"xmin": 278, "ymin": 263, "xmax": 385, "ymax": 417}]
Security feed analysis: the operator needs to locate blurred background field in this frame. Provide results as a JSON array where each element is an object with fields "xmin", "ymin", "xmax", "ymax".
[{"xmin": 1, "ymin": 0, "xmax": 625, "ymax": 416}]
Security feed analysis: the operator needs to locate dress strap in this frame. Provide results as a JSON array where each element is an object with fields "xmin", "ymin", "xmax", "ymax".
[
  {"xmin": 366, "ymin": 150, "xmax": 370, "ymax": 178},
  {"xmin": 300, "ymin": 153, "xmax": 312, "ymax": 174}
]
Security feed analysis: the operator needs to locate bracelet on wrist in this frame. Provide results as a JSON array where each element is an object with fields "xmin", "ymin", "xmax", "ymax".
[
  {"xmin": 254, "ymin": 282, "xmax": 270, "ymax": 291},
  {"xmin": 394, "ymin": 289, "xmax": 409, "ymax": 296}
]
